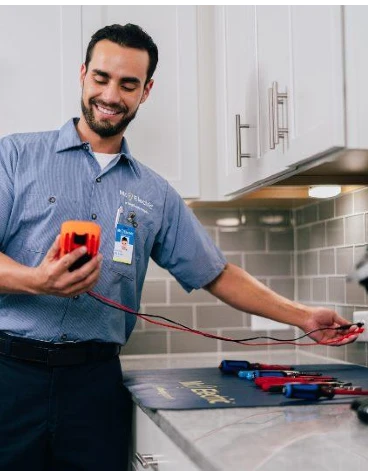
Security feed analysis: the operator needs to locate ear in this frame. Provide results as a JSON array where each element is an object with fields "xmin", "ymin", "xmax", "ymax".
[
  {"xmin": 80, "ymin": 63, "xmax": 87, "ymax": 87},
  {"xmin": 140, "ymin": 79, "xmax": 154, "ymax": 104}
]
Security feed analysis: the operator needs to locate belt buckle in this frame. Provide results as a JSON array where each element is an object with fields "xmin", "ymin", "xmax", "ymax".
[{"xmin": 47, "ymin": 346, "xmax": 87, "ymax": 367}]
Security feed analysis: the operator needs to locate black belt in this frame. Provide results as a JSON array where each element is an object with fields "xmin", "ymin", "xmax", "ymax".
[{"xmin": 0, "ymin": 332, "xmax": 121, "ymax": 367}]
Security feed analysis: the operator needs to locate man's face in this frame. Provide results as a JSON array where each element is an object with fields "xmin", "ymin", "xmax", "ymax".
[
  {"xmin": 80, "ymin": 40, "xmax": 153, "ymax": 138},
  {"xmin": 121, "ymin": 239, "xmax": 128, "ymax": 250}
]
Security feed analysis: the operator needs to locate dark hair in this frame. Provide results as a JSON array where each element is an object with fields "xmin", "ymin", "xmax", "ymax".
[{"xmin": 85, "ymin": 23, "xmax": 158, "ymax": 84}]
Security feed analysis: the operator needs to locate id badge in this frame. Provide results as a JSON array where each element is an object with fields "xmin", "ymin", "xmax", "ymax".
[{"xmin": 113, "ymin": 224, "xmax": 135, "ymax": 264}]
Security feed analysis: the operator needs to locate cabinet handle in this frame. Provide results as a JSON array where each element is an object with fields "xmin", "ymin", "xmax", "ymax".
[
  {"xmin": 135, "ymin": 452, "xmax": 160, "ymax": 469},
  {"xmin": 236, "ymin": 114, "xmax": 251, "ymax": 167},
  {"xmin": 268, "ymin": 88, "xmax": 275, "ymax": 149},
  {"xmin": 269, "ymin": 81, "xmax": 288, "ymax": 150}
]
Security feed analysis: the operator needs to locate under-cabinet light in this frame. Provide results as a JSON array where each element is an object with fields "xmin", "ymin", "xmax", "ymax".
[
  {"xmin": 308, "ymin": 185, "xmax": 341, "ymax": 199},
  {"xmin": 215, "ymin": 217, "xmax": 240, "ymax": 227}
]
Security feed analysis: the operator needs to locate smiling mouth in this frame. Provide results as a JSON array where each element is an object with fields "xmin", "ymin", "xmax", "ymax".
[{"xmin": 94, "ymin": 103, "xmax": 123, "ymax": 116}]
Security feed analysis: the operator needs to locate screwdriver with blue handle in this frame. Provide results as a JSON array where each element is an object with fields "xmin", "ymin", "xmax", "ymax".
[
  {"xmin": 219, "ymin": 360, "xmax": 295, "ymax": 374},
  {"xmin": 283, "ymin": 383, "xmax": 368, "ymax": 400},
  {"xmin": 238, "ymin": 370, "xmax": 323, "ymax": 380}
]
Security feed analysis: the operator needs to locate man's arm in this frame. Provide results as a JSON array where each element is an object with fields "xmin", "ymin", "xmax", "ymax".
[
  {"xmin": 205, "ymin": 263, "xmax": 358, "ymax": 344},
  {"xmin": 0, "ymin": 236, "xmax": 102, "ymax": 297}
]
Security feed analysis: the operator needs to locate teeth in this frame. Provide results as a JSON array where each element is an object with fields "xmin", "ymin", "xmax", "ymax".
[{"xmin": 96, "ymin": 105, "xmax": 119, "ymax": 115}]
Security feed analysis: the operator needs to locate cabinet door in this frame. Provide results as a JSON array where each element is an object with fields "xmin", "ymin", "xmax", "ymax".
[
  {"xmin": 133, "ymin": 406, "xmax": 200, "ymax": 471},
  {"xmin": 217, "ymin": 6, "xmax": 345, "ymax": 197},
  {"xmin": 285, "ymin": 6, "xmax": 344, "ymax": 168},
  {"xmin": 82, "ymin": 6, "xmax": 200, "ymax": 198},
  {"xmin": 0, "ymin": 6, "xmax": 81, "ymax": 136},
  {"xmin": 255, "ymin": 6, "xmax": 291, "ymax": 182},
  {"xmin": 215, "ymin": 6, "xmax": 259, "ymax": 197},
  {"xmin": 345, "ymin": 6, "xmax": 368, "ymax": 149}
]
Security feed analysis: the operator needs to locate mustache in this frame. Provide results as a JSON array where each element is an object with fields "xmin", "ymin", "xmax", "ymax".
[{"xmin": 89, "ymin": 98, "xmax": 128, "ymax": 114}]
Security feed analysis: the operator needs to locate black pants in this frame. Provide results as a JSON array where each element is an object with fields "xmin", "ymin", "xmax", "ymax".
[{"xmin": 0, "ymin": 354, "xmax": 132, "ymax": 470}]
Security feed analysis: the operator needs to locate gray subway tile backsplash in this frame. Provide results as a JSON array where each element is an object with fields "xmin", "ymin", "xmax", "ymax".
[
  {"xmin": 124, "ymin": 194, "xmax": 368, "ymax": 367},
  {"xmin": 245, "ymin": 253, "xmax": 292, "ymax": 276},
  {"xmin": 197, "ymin": 304, "xmax": 246, "ymax": 329},
  {"xmin": 312, "ymin": 277, "xmax": 327, "ymax": 302},
  {"xmin": 310, "ymin": 222, "xmax": 326, "ymax": 249},
  {"xmin": 319, "ymin": 248, "xmax": 335, "ymax": 275},
  {"xmin": 318, "ymin": 199, "xmax": 334, "ymax": 221},
  {"xmin": 328, "ymin": 277, "xmax": 346, "ymax": 304},
  {"xmin": 336, "ymin": 246, "xmax": 354, "ymax": 274},
  {"xmin": 302, "ymin": 252, "xmax": 318, "ymax": 276},
  {"xmin": 219, "ymin": 227, "xmax": 266, "ymax": 251},
  {"xmin": 345, "ymin": 214, "xmax": 365, "ymax": 245},
  {"xmin": 140, "ymin": 280, "xmax": 167, "ymax": 304},
  {"xmin": 326, "ymin": 218, "xmax": 344, "ymax": 246},
  {"xmin": 268, "ymin": 228, "xmax": 294, "ymax": 251},
  {"xmin": 336, "ymin": 193, "xmax": 354, "ymax": 216},
  {"xmin": 354, "ymin": 187, "xmax": 368, "ymax": 213}
]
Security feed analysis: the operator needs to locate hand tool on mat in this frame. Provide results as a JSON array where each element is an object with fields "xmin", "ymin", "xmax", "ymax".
[
  {"xmin": 238, "ymin": 369, "xmax": 324, "ymax": 380},
  {"xmin": 254, "ymin": 376, "xmax": 338, "ymax": 389},
  {"xmin": 283, "ymin": 382, "xmax": 368, "ymax": 400},
  {"xmin": 257, "ymin": 379, "xmax": 349, "ymax": 392},
  {"xmin": 219, "ymin": 360, "xmax": 295, "ymax": 374}
]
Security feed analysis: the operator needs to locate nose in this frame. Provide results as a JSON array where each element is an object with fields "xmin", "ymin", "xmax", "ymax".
[{"xmin": 100, "ymin": 82, "xmax": 121, "ymax": 105}]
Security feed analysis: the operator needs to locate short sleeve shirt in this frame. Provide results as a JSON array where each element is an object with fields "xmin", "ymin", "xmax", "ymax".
[{"xmin": 0, "ymin": 119, "xmax": 227, "ymax": 344}]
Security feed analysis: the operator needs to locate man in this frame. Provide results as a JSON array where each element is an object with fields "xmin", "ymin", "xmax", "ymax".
[{"xmin": 0, "ymin": 23, "xmax": 358, "ymax": 471}]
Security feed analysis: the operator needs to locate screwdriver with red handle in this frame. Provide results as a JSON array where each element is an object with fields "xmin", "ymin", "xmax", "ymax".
[{"xmin": 254, "ymin": 376, "xmax": 337, "ymax": 389}]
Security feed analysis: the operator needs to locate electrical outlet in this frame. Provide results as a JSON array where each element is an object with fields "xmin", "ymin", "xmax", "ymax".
[{"xmin": 353, "ymin": 311, "xmax": 368, "ymax": 342}]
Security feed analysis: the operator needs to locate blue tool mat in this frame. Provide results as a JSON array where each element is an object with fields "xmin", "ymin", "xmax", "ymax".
[{"xmin": 123, "ymin": 364, "xmax": 368, "ymax": 410}]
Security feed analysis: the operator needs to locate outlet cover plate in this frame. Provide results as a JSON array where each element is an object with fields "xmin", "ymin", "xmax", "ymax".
[{"xmin": 353, "ymin": 311, "xmax": 368, "ymax": 342}]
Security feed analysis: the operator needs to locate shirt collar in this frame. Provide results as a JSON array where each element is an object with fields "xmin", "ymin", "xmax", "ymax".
[{"xmin": 56, "ymin": 118, "xmax": 141, "ymax": 177}]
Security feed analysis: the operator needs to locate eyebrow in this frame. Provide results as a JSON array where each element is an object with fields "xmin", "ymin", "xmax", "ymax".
[{"xmin": 92, "ymin": 69, "xmax": 141, "ymax": 84}]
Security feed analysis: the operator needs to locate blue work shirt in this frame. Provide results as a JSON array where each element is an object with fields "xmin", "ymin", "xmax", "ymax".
[{"xmin": 0, "ymin": 119, "xmax": 226, "ymax": 344}]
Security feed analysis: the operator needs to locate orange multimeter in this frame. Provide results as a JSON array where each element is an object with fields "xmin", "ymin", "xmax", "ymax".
[{"xmin": 59, "ymin": 220, "xmax": 101, "ymax": 271}]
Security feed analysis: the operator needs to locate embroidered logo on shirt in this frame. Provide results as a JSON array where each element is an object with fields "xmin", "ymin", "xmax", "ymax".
[{"xmin": 120, "ymin": 190, "xmax": 153, "ymax": 214}]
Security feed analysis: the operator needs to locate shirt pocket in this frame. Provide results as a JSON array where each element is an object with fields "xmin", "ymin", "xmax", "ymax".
[{"xmin": 23, "ymin": 192, "xmax": 82, "ymax": 254}]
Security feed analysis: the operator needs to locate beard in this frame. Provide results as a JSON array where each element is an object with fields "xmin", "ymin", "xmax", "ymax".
[{"xmin": 81, "ymin": 97, "xmax": 139, "ymax": 138}]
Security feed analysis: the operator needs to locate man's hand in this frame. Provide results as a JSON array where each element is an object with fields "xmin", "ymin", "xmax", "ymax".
[
  {"xmin": 32, "ymin": 235, "xmax": 103, "ymax": 297},
  {"xmin": 300, "ymin": 307, "xmax": 360, "ymax": 345}
]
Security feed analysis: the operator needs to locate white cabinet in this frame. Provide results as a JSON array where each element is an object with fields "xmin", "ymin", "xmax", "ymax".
[
  {"xmin": 0, "ymin": 6, "xmax": 200, "ymax": 199},
  {"xmin": 132, "ymin": 405, "xmax": 199, "ymax": 471},
  {"xmin": 215, "ymin": 6, "xmax": 259, "ymax": 197},
  {"xmin": 283, "ymin": 6, "xmax": 344, "ymax": 168},
  {"xmin": 215, "ymin": 5, "xmax": 345, "ymax": 197},
  {"xmin": 0, "ymin": 6, "xmax": 81, "ymax": 136},
  {"xmin": 82, "ymin": 6, "xmax": 200, "ymax": 199},
  {"xmin": 344, "ymin": 6, "xmax": 368, "ymax": 149}
]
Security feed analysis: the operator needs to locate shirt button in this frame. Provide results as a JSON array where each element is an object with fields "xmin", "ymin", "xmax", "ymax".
[
  {"xmin": 48, "ymin": 196, "xmax": 56, "ymax": 203},
  {"xmin": 73, "ymin": 295, "xmax": 80, "ymax": 300},
  {"xmin": 60, "ymin": 334, "xmax": 68, "ymax": 341},
  {"xmin": 96, "ymin": 177, "xmax": 102, "ymax": 183},
  {"xmin": 82, "ymin": 143, "xmax": 89, "ymax": 151},
  {"xmin": 91, "ymin": 213, "xmax": 97, "ymax": 220}
]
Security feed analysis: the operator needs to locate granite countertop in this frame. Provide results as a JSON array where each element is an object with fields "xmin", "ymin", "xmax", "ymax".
[{"xmin": 120, "ymin": 350, "xmax": 368, "ymax": 471}]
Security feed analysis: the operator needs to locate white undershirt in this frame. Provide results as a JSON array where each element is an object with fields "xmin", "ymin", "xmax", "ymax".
[{"xmin": 94, "ymin": 152, "xmax": 119, "ymax": 170}]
